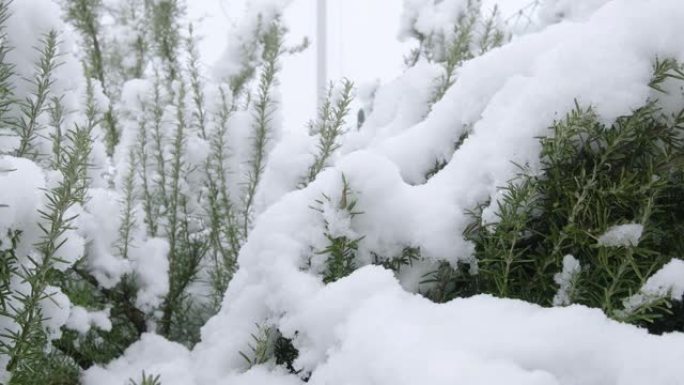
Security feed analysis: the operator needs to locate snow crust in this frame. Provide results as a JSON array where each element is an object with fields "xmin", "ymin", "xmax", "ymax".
[{"xmin": 84, "ymin": 0, "xmax": 684, "ymax": 384}]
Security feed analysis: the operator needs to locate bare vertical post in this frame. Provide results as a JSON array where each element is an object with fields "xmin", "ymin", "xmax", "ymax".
[{"xmin": 317, "ymin": 0, "xmax": 327, "ymax": 111}]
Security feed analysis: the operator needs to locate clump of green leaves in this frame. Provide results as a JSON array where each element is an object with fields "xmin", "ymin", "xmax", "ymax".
[
  {"xmin": 204, "ymin": 85, "xmax": 241, "ymax": 309},
  {"xmin": 146, "ymin": 0, "xmax": 183, "ymax": 85},
  {"xmin": 373, "ymin": 246, "xmax": 421, "ymax": 274},
  {"xmin": 239, "ymin": 324, "xmax": 275, "ymax": 369},
  {"xmin": 238, "ymin": 324, "xmax": 300, "ymax": 376},
  {"xmin": 129, "ymin": 371, "xmax": 162, "ymax": 385},
  {"xmin": 242, "ymin": 20, "xmax": 286, "ymax": 235},
  {"xmin": 0, "ymin": 0, "xmax": 15, "ymax": 128},
  {"xmin": 306, "ymin": 80, "xmax": 355, "ymax": 184},
  {"xmin": 13, "ymin": 30, "xmax": 59, "ymax": 159},
  {"xmin": 64, "ymin": 0, "xmax": 104, "ymax": 83},
  {"xmin": 64, "ymin": 0, "xmax": 121, "ymax": 155},
  {"xmin": 312, "ymin": 175, "xmax": 364, "ymax": 284},
  {"xmin": 430, "ymin": 59, "xmax": 684, "ymax": 332},
  {"xmin": 2, "ymin": 88, "xmax": 96, "ymax": 384}
]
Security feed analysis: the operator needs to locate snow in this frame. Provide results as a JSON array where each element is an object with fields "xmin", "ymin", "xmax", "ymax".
[
  {"xmin": 344, "ymin": 60, "xmax": 442, "ymax": 152},
  {"xmin": 130, "ymin": 238, "xmax": 171, "ymax": 312},
  {"xmin": 52, "ymin": 205, "xmax": 86, "ymax": 272},
  {"xmin": 640, "ymin": 259, "xmax": 684, "ymax": 301},
  {"xmin": 81, "ymin": 334, "xmax": 195, "ymax": 385},
  {"xmin": 84, "ymin": 0, "xmax": 684, "ymax": 383},
  {"xmin": 293, "ymin": 267, "xmax": 684, "ymax": 385},
  {"xmin": 80, "ymin": 189, "xmax": 131, "ymax": 289},
  {"xmin": 552, "ymin": 254, "xmax": 580, "ymax": 306},
  {"xmin": 400, "ymin": 0, "xmax": 471, "ymax": 42},
  {"xmin": 537, "ymin": 0, "xmax": 614, "ymax": 25},
  {"xmin": 597, "ymin": 223, "xmax": 644, "ymax": 248},
  {"xmin": 40, "ymin": 286, "xmax": 71, "ymax": 340},
  {"xmin": 88, "ymin": 267, "xmax": 684, "ymax": 385},
  {"xmin": 622, "ymin": 259, "xmax": 684, "ymax": 314},
  {"xmin": 4, "ymin": 0, "xmax": 75, "ymax": 99},
  {"xmin": 212, "ymin": 0, "xmax": 293, "ymax": 82},
  {"xmin": 0, "ymin": 1, "xmax": 98, "ymax": 380},
  {"xmin": 253, "ymin": 130, "xmax": 316, "ymax": 212},
  {"xmin": 0, "ymin": 1, "xmax": 134, "ymax": 378},
  {"xmin": 0, "ymin": 0, "xmax": 681, "ymax": 383},
  {"xmin": 0, "ymin": 157, "xmax": 45, "ymax": 249},
  {"xmin": 66, "ymin": 306, "xmax": 113, "ymax": 334}
]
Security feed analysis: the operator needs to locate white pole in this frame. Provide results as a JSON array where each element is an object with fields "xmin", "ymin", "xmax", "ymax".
[{"xmin": 316, "ymin": 0, "xmax": 327, "ymax": 111}]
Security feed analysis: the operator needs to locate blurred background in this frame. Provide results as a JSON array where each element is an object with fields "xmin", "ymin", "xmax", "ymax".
[{"xmin": 187, "ymin": 0, "xmax": 410, "ymax": 134}]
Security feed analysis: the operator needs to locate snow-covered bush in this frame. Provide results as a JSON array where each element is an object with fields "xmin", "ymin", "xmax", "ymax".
[
  {"xmin": 461, "ymin": 76, "xmax": 684, "ymax": 327},
  {"xmin": 0, "ymin": 0, "xmax": 305, "ymax": 382},
  {"xmin": 2, "ymin": 0, "xmax": 684, "ymax": 384}
]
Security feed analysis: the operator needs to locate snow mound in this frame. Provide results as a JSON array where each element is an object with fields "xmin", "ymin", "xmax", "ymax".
[{"xmin": 87, "ymin": 267, "xmax": 684, "ymax": 385}]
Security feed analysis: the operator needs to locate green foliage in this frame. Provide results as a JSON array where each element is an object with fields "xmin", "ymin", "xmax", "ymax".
[
  {"xmin": 2, "ymin": 102, "xmax": 94, "ymax": 380},
  {"xmin": 0, "ymin": 230, "xmax": 20, "ymax": 312},
  {"xmin": 146, "ymin": 0, "xmax": 182, "ymax": 84},
  {"xmin": 145, "ymin": 73, "xmax": 167, "ymax": 237},
  {"xmin": 64, "ymin": 0, "xmax": 104, "ymax": 83},
  {"xmin": 242, "ymin": 20, "xmax": 285, "ymax": 234},
  {"xmin": 238, "ymin": 324, "xmax": 300, "ymax": 375},
  {"xmin": 58, "ymin": 265, "xmax": 146, "ymax": 365},
  {"xmin": 4, "ymin": 0, "xmax": 682, "ymax": 382},
  {"xmin": 306, "ymin": 80, "xmax": 355, "ymax": 184},
  {"xmin": 186, "ymin": 26, "xmax": 207, "ymax": 140},
  {"xmin": 104, "ymin": 0, "xmax": 148, "ymax": 81},
  {"xmin": 129, "ymin": 371, "xmax": 162, "ymax": 385},
  {"xmin": 420, "ymin": 261, "xmax": 479, "ymax": 304},
  {"xmin": 404, "ymin": 0, "xmax": 505, "ymax": 105},
  {"xmin": 7, "ymin": 351, "xmax": 80, "ymax": 385},
  {"xmin": 313, "ymin": 175, "xmax": 364, "ymax": 284},
  {"xmin": 427, "ymin": 61, "xmax": 684, "ymax": 330},
  {"xmin": 1, "ymin": 0, "xmax": 301, "ymax": 382},
  {"xmin": 205, "ymin": 86, "xmax": 241, "ymax": 309},
  {"xmin": 239, "ymin": 324, "xmax": 275, "ymax": 369},
  {"xmin": 273, "ymin": 333, "xmax": 299, "ymax": 374},
  {"xmin": 0, "ymin": 6, "xmax": 120, "ymax": 382},
  {"xmin": 64, "ymin": 0, "xmax": 120, "ymax": 155},
  {"xmin": 649, "ymin": 57, "xmax": 684, "ymax": 92},
  {"xmin": 14, "ymin": 30, "xmax": 59, "ymax": 159},
  {"xmin": 428, "ymin": 2, "xmax": 479, "ymax": 104},
  {"xmin": 153, "ymin": 74, "xmax": 210, "ymax": 345},
  {"xmin": 48, "ymin": 96, "xmax": 66, "ymax": 169},
  {"xmin": 0, "ymin": 0, "xmax": 15, "ymax": 126},
  {"xmin": 373, "ymin": 246, "xmax": 421, "ymax": 274},
  {"xmin": 117, "ymin": 149, "xmax": 137, "ymax": 261}
]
